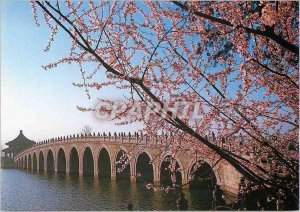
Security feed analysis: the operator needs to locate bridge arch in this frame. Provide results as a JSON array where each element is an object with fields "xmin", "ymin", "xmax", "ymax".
[
  {"xmin": 136, "ymin": 151, "xmax": 154, "ymax": 184},
  {"xmin": 24, "ymin": 156, "xmax": 27, "ymax": 169},
  {"xmin": 159, "ymin": 154, "xmax": 183, "ymax": 187},
  {"xmin": 69, "ymin": 146, "xmax": 79, "ymax": 175},
  {"xmin": 160, "ymin": 151, "xmax": 185, "ymax": 178},
  {"xmin": 114, "ymin": 146, "xmax": 129, "ymax": 158},
  {"xmin": 33, "ymin": 152, "xmax": 37, "ymax": 171},
  {"xmin": 97, "ymin": 146, "xmax": 111, "ymax": 179},
  {"xmin": 46, "ymin": 149, "xmax": 55, "ymax": 172},
  {"xmin": 115, "ymin": 148, "xmax": 131, "ymax": 181},
  {"xmin": 57, "ymin": 148, "xmax": 66, "ymax": 173},
  {"xmin": 83, "ymin": 146, "xmax": 94, "ymax": 176},
  {"xmin": 28, "ymin": 154, "xmax": 32, "ymax": 171},
  {"xmin": 187, "ymin": 160, "xmax": 217, "ymax": 189},
  {"xmin": 39, "ymin": 151, "xmax": 45, "ymax": 172},
  {"xmin": 187, "ymin": 158, "xmax": 221, "ymax": 188}
]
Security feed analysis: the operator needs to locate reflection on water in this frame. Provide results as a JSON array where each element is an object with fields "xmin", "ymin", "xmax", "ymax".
[{"xmin": 1, "ymin": 169, "xmax": 213, "ymax": 211}]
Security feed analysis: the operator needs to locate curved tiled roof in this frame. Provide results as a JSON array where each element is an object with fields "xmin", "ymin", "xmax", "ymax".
[{"xmin": 6, "ymin": 130, "xmax": 35, "ymax": 146}]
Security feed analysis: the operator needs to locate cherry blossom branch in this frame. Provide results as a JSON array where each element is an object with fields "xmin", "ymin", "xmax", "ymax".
[
  {"xmin": 247, "ymin": 106, "xmax": 298, "ymax": 128},
  {"xmin": 103, "ymin": 29, "xmax": 127, "ymax": 75},
  {"xmin": 44, "ymin": 1, "xmax": 91, "ymax": 50},
  {"xmin": 167, "ymin": 40, "xmax": 226, "ymax": 98},
  {"xmin": 249, "ymin": 59, "xmax": 298, "ymax": 88},
  {"xmin": 172, "ymin": 1, "xmax": 299, "ymax": 55},
  {"xmin": 36, "ymin": 1, "xmax": 89, "ymax": 52},
  {"xmin": 142, "ymin": 18, "xmax": 186, "ymax": 81},
  {"xmin": 187, "ymin": 81, "xmax": 298, "ymax": 176}
]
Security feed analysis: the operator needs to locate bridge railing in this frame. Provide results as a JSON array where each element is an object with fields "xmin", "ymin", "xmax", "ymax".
[
  {"xmin": 16, "ymin": 132, "xmax": 173, "ymax": 158},
  {"xmin": 30, "ymin": 132, "xmax": 170, "ymax": 146}
]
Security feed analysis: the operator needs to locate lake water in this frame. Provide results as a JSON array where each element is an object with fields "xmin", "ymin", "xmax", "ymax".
[{"xmin": 1, "ymin": 169, "xmax": 214, "ymax": 211}]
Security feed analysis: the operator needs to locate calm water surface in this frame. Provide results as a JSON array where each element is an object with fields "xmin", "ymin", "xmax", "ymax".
[{"xmin": 1, "ymin": 169, "xmax": 213, "ymax": 211}]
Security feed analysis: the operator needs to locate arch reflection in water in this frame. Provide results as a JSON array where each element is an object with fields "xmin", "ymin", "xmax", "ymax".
[
  {"xmin": 98, "ymin": 148, "xmax": 111, "ymax": 179},
  {"xmin": 116, "ymin": 149, "xmax": 130, "ymax": 181},
  {"xmin": 136, "ymin": 152, "xmax": 153, "ymax": 184},
  {"xmin": 160, "ymin": 155, "xmax": 182, "ymax": 187},
  {"xmin": 2, "ymin": 169, "xmax": 217, "ymax": 210},
  {"xmin": 69, "ymin": 147, "xmax": 79, "ymax": 175},
  {"xmin": 83, "ymin": 147, "xmax": 94, "ymax": 176}
]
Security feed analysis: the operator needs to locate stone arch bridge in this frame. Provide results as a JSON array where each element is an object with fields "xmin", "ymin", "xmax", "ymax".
[{"xmin": 14, "ymin": 133, "xmax": 241, "ymax": 194}]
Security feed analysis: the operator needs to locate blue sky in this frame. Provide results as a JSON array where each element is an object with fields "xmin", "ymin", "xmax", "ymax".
[{"xmin": 1, "ymin": 1, "xmax": 142, "ymax": 147}]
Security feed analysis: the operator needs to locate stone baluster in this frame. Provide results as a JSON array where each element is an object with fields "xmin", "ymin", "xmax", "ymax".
[
  {"xmin": 134, "ymin": 132, "xmax": 137, "ymax": 142},
  {"xmin": 136, "ymin": 132, "xmax": 139, "ymax": 141},
  {"xmin": 128, "ymin": 132, "xmax": 131, "ymax": 143}
]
